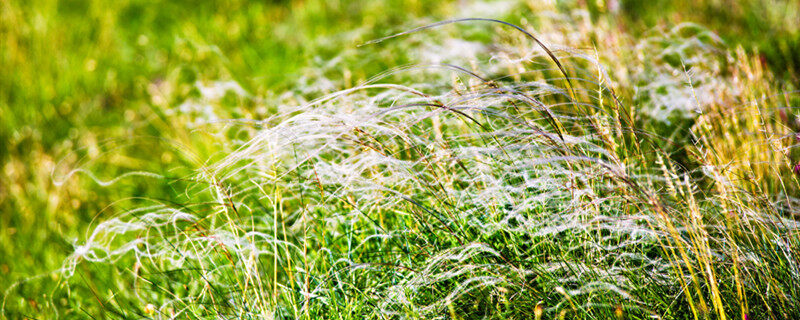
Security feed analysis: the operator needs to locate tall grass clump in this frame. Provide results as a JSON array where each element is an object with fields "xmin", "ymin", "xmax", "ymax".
[{"xmin": 7, "ymin": 10, "xmax": 800, "ymax": 320}]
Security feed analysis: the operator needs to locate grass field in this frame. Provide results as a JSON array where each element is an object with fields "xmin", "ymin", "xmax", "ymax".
[{"xmin": 2, "ymin": 0, "xmax": 800, "ymax": 319}]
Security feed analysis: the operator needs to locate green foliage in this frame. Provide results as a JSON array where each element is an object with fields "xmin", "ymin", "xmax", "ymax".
[{"xmin": 2, "ymin": 0, "xmax": 799, "ymax": 319}]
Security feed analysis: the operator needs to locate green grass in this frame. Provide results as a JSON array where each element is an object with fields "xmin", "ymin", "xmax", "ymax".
[
  {"xmin": 1, "ymin": 0, "xmax": 451, "ymax": 308},
  {"xmin": 2, "ymin": 0, "xmax": 800, "ymax": 319}
]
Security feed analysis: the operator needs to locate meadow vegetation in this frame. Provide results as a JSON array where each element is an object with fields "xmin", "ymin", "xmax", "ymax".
[{"xmin": 2, "ymin": 0, "xmax": 800, "ymax": 319}]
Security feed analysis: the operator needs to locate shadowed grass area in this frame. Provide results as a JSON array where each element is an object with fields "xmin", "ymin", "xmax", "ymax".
[{"xmin": 2, "ymin": 0, "xmax": 799, "ymax": 319}]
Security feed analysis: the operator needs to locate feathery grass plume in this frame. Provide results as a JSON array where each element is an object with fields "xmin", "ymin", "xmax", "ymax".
[{"xmin": 11, "ymin": 9, "xmax": 798, "ymax": 320}]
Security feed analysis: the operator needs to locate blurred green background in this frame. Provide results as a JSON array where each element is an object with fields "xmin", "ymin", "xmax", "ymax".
[{"xmin": 1, "ymin": 0, "xmax": 798, "ymax": 317}]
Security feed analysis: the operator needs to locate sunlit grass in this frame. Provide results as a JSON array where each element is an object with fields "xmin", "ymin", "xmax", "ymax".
[{"xmin": 2, "ymin": 0, "xmax": 800, "ymax": 319}]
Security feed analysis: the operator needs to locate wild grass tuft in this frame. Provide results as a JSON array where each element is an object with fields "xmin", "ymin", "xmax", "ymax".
[{"xmin": 4, "ymin": 3, "xmax": 800, "ymax": 320}]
